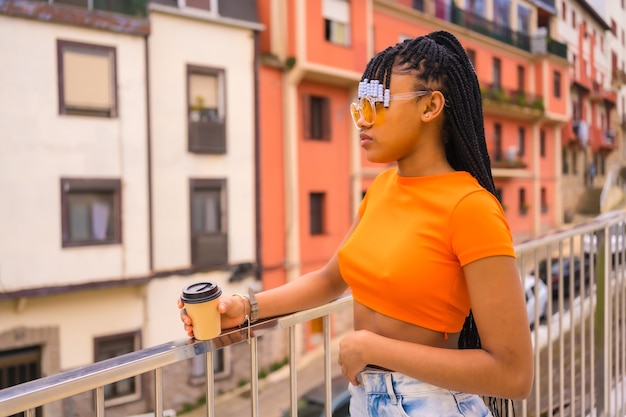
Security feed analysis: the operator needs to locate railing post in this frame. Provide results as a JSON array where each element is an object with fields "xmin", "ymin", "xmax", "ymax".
[
  {"xmin": 289, "ymin": 326, "xmax": 298, "ymax": 417},
  {"xmin": 206, "ymin": 350, "xmax": 215, "ymax": 417},
  {"xmin": 323, "ymin": 315, "xmax": 332, "ymax": 417},
  {"xmin": 594, "ymin": 228, "xmax": 608, "ymax": 416},
  {"xmin": 249, "ymin": 337, "xmax": 259, "ymax": 417},
  {"xmin": 154, "ymin": 367, "xmax": 163, "ymax": 417}
]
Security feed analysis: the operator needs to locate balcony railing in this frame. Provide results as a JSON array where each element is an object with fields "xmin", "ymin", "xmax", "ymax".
[
  {"xmin": 4, "ymin": 212, "xmax": 626, "ymax": 417},
  {"xmin": 33, "ymin": 0, "xmax": 147, "ymax": 17},
  {"xmin": 546, "ymin": 38, "xmax": 567, "ymax": 59},
  {"xmin": 481, "ymin": 83, "xmax": 544, "ymax": 111},
  {"xmin": 449, "ymin": 3, "xmax": 531, "ymax": 51}
]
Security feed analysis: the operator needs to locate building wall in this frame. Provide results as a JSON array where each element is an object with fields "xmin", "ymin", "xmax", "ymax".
[
  {"xmin": 0, "ymin": 15, "xmax": 150, "ymax": 292},
  {"xmin": 297, "ymin": 82, "xmax": 352, "ymax": 274},
  {"xmin": 148, "ymin": 10, "xmax": 257, "ymax": 272},
  {"xmin": 258, "ymin": 64, "xmax": 287, "ymax": 290}
]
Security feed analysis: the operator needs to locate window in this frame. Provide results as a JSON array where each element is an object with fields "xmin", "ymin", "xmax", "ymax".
[
  {"xmin": 188, "ymin": 66, "xmax": 226, "ymax": 154},
  {"xmin": 494, "ymin": 123, "xmax": 502, "ymax": 160},
  {"xmin": 517, "ymin": 4, "xmax": 530, "ymax": 34},
  {"xmin": 541, "ymin": 187, "xmax": 548, "ymax": 213},
  {"xmin": 540, "ymin": 129, "xmax": 546, "ymax": 157},
  {"xmin": 518, "ymin": 188, "xmax": 528, "ymax": 214},
  {"xmin": 186, "ymin": 0, "xmax": 214, "ymax": 12},
  {"xmin": 304, "ymin": 95, "xmax": 331, "ymax": 140},
  {"xmin": 572, "ymin": 10, "xmax": 576, "ymax": 29},
  {"xmin": 323, "ymin": 0, "xmax": 350, "ymax": 45},
  {"xmin": 190, "ymin": 179, "xmax": 228, "ymax": 267},
  {"xmin": 518, "ymin": 127, "xmax": 525, "ymax": 157},
  {"xmin": 561, "ymin": 1, "xmax": 566, "ymax": 20},
  {"xmin": 310, "ymin": 192, "xmax": 326, "ymax": 235},
  {"xmin": 57, "ymin": 40, "xmax": 117, "ymax": 117},
  {"xmin": 0, "ymin": 346, "xmax": 43, "ymax": 416},
  {"xmin": 466, "ymin": 49, "xmax": 476, "ymax": 70},
  {"xmin": 572, "ymin": 149, "xmax": 578, "ymax": 174},
  {"xmin": 553, "ymin": 71, "xmax": 561, "ymax": 98},
  {"xmin": 517, "ymin": 65, "xmax": 525, "ymax": 93},
  {"xmin": 94, "ymin": 332, "xmax": 141, "ymax": 406},
  {"xmin": 466, "ymin": 0, "xmax": 486, "ymax": 17},
  {"xmin": 412, "ymin": 0, "xmax": 424, "ymax": 12},
  {"xmin": 493, "ymin": 58, "xmax": 502, "ymax": 90},
  {"xmin": 190, "ymin": 349, "xmax": 229, "ymax": 382},
  {"xmin": 60, "ymin": 178, "xmax": 122, "ymax": 247},
  {"xmin": 562, "ymin": 148, "xmax": 569, "ymax": 174},
  {"xmin": 493, "ymin": 0, "xmax": 511, "ymax": 28}
]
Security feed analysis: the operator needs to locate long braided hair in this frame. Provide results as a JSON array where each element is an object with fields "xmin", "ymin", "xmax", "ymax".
[{"xmin": 361, "ymin": 31, "xmax": 512, "ymax": 416}]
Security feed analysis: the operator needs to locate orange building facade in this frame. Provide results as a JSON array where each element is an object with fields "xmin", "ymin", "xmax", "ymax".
[{"xmin": 256, "ymin": 0, "xmax": 571, "ymax": 344}]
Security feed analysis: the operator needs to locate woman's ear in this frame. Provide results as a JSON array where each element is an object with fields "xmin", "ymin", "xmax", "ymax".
[{"xmin": 421, "ymin": 91, "xmax": 445, "ymax": 122}]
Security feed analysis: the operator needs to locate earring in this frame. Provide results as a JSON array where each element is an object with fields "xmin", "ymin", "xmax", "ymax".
[{"xmin": 424, "ymin": 114, "xmax": 430, "ymax": 118}]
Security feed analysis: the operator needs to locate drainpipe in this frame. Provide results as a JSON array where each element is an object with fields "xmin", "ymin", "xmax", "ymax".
[
  {"xmin": 283, "ymin": 0, "xmax": 306, "ymax": 283},
  {"xmin": 253, "ymin": 30, "xmax": 262, "ymax": 282},
  {"xmin": 144, "ymin": 34, "xmax": 154, "ymax": 272}
]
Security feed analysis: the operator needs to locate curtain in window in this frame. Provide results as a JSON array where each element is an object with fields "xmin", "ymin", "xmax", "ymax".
[
  {"xmin": 63, "ymin": 48, "xmax": 112, "ymax": 110},
  {"xmin": 91, "ymin": 201, "xmax": 110, "ymax": 240}
]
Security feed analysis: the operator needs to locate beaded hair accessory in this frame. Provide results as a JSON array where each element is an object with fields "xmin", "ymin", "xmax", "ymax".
[{"xmin": 357, "ymin": 79, "xmax": 392, "ymax": 107}]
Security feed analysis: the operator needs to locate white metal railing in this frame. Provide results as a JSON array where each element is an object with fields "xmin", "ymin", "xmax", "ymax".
[{"xmin": 2, "ymin": 211, "xmax": 626, "ymax": 417}]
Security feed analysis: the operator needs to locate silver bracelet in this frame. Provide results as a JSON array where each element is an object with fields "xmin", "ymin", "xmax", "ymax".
[{"xmin": 247, "ymin": 287, "xmax": 259, "ymax": 323}]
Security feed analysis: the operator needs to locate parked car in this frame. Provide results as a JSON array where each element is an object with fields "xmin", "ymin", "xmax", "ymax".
[
  {"xmin": 582, "ymin": 223, "xmax": 625, "ymax": 269},
  {"xmin": 534, "ymin": 256, "xmax": 590, "ymax": 298},
  {"xmin": 282, "ymin": 376, "xmax": 351, "ymax": 417},
  {"xmin": 524, "ymin": 276, "xmax": 549, "ymax": 328}
]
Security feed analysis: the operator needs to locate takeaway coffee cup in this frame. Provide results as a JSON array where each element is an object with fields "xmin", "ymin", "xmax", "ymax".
[{"xmin": 181, "ymin": 282, "xmax": 223, "ymax": 340}]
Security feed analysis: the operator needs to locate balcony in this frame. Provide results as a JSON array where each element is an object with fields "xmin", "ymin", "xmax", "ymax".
[
  {"xmin": 449, "ymin": 4, "xmax": 531, "ymax": 52},
  {"xmin": 5, "ymin": 214, "xmax": 626, "ymax": 417},
  {"xmin": 589, "ymin": 81, "xmax": 617, "ymax": 104},
  {"xmin": 1, "ymin": 0, "xmax": 150, "ymax": 35},
  {"xmin": 33, "ymin": 0, "xmax": 148, "ymax": 17},
  {"xmin": 490, "ymin": 148, "xmax": 530, "ymax": 179},
  {"xmin": 598, "ymin": 130, "xmax": 617, "ymax": 152},
  {"xmin": 481, "ymin": 84, "xmax": 544, "ymax": 121},
  {"xmin": 612, "ymin": 68, "xmax": 626, "ymax": 88}
]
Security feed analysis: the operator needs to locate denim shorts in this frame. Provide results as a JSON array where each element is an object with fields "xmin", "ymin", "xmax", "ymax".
[{"xmin": 348, "ymin": 368, "xmax": 493, "ymax": 417}]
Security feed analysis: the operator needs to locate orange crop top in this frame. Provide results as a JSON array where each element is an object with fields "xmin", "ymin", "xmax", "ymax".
[{"xmin": 337, "ymin": 168, "xmax": 515, "ymax": 334}]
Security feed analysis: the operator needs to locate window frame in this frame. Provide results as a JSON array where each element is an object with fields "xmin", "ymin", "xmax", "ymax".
[
  {"xmin": 518, "ymin": 127, "xmax": 525, "ymax": 157},
  {"xmin": 60, "ymin": 178, "xmax": 122, "ymax": 248},
  {"xmin": 493, "ymin": 58, "xmax": 502, "ymax": 90},
  {"xmin": 309, "ymin": 192, "xmax": 326, "ymax": 235},
  {"xmin": 553, "ymin": 70, "xmax": 562, "ymax": 98},
  {"xmin": 190, "ymin": 349, "xmax": 230, "ymax": 384},
  {"xmin": 187, "ymin": 65, "xmax": 227, "ymax": 154},
  {"xmin": 493, "ymin": 123, "xmax": 502, "ymax": 160},
  {"xmin": 189, "ymin": 178, "xmax": 228, "ymax": 267},
  {"xmin": 303, "ymin": 94, "xmax": 331, "ymax": 141},
  {"xmin": 323, "ymin": 0, "xmax": 351, "ymax": 46},
  {"xmin": 518, "ymin": 188, "xmax": 528, "ymax": 215},
  {"xmin": 57, "ymin": 39, "xmax": 118, "ymax": 118},
  {"xmin": 93, "ymin": 331, "xmax": 142, "ymax": 407}
]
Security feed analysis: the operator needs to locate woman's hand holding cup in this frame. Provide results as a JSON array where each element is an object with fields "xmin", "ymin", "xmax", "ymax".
[{"xmin": 178, "ymin": 292, "xmax": 249, "ymax": 339}]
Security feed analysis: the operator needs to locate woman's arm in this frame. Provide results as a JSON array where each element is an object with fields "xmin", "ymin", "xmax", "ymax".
[
  {"xmin": 181, "ymin": 218, "xmax": 359, "ymax": 335},
  {"xmin": 338, "ymin": 255, "xmax": 534, "ymax": 400}
]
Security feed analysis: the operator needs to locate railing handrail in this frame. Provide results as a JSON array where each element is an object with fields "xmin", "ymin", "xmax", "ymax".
[
  {"xmin": 4, "ymin": 211, "xmax": 626, "ymax": 416},
  {"xmin": 0, "ymin": 297, "xmax": 353, "ymax": 416}
]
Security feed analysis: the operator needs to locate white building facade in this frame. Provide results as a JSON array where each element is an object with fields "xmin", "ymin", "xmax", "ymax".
[{"xmin": 0, "ymin": 1, "xmax": 267, "ymax": 415}]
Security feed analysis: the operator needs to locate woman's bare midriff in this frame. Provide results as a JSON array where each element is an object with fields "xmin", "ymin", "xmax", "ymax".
[{"xmin": 353, "ymin": 301, "xmax": 460, "ymax": 350}]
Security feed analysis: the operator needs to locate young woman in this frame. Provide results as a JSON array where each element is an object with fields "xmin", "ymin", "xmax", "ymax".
[{"xmin": 180, "ymin": 30, "xmax": 533, "ymax": 416}]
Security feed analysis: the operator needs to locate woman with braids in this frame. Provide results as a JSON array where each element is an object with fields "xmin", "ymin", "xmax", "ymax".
[{"xmin": 179, "ymin": 30, "xmax": 533, "ymax": 416}]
